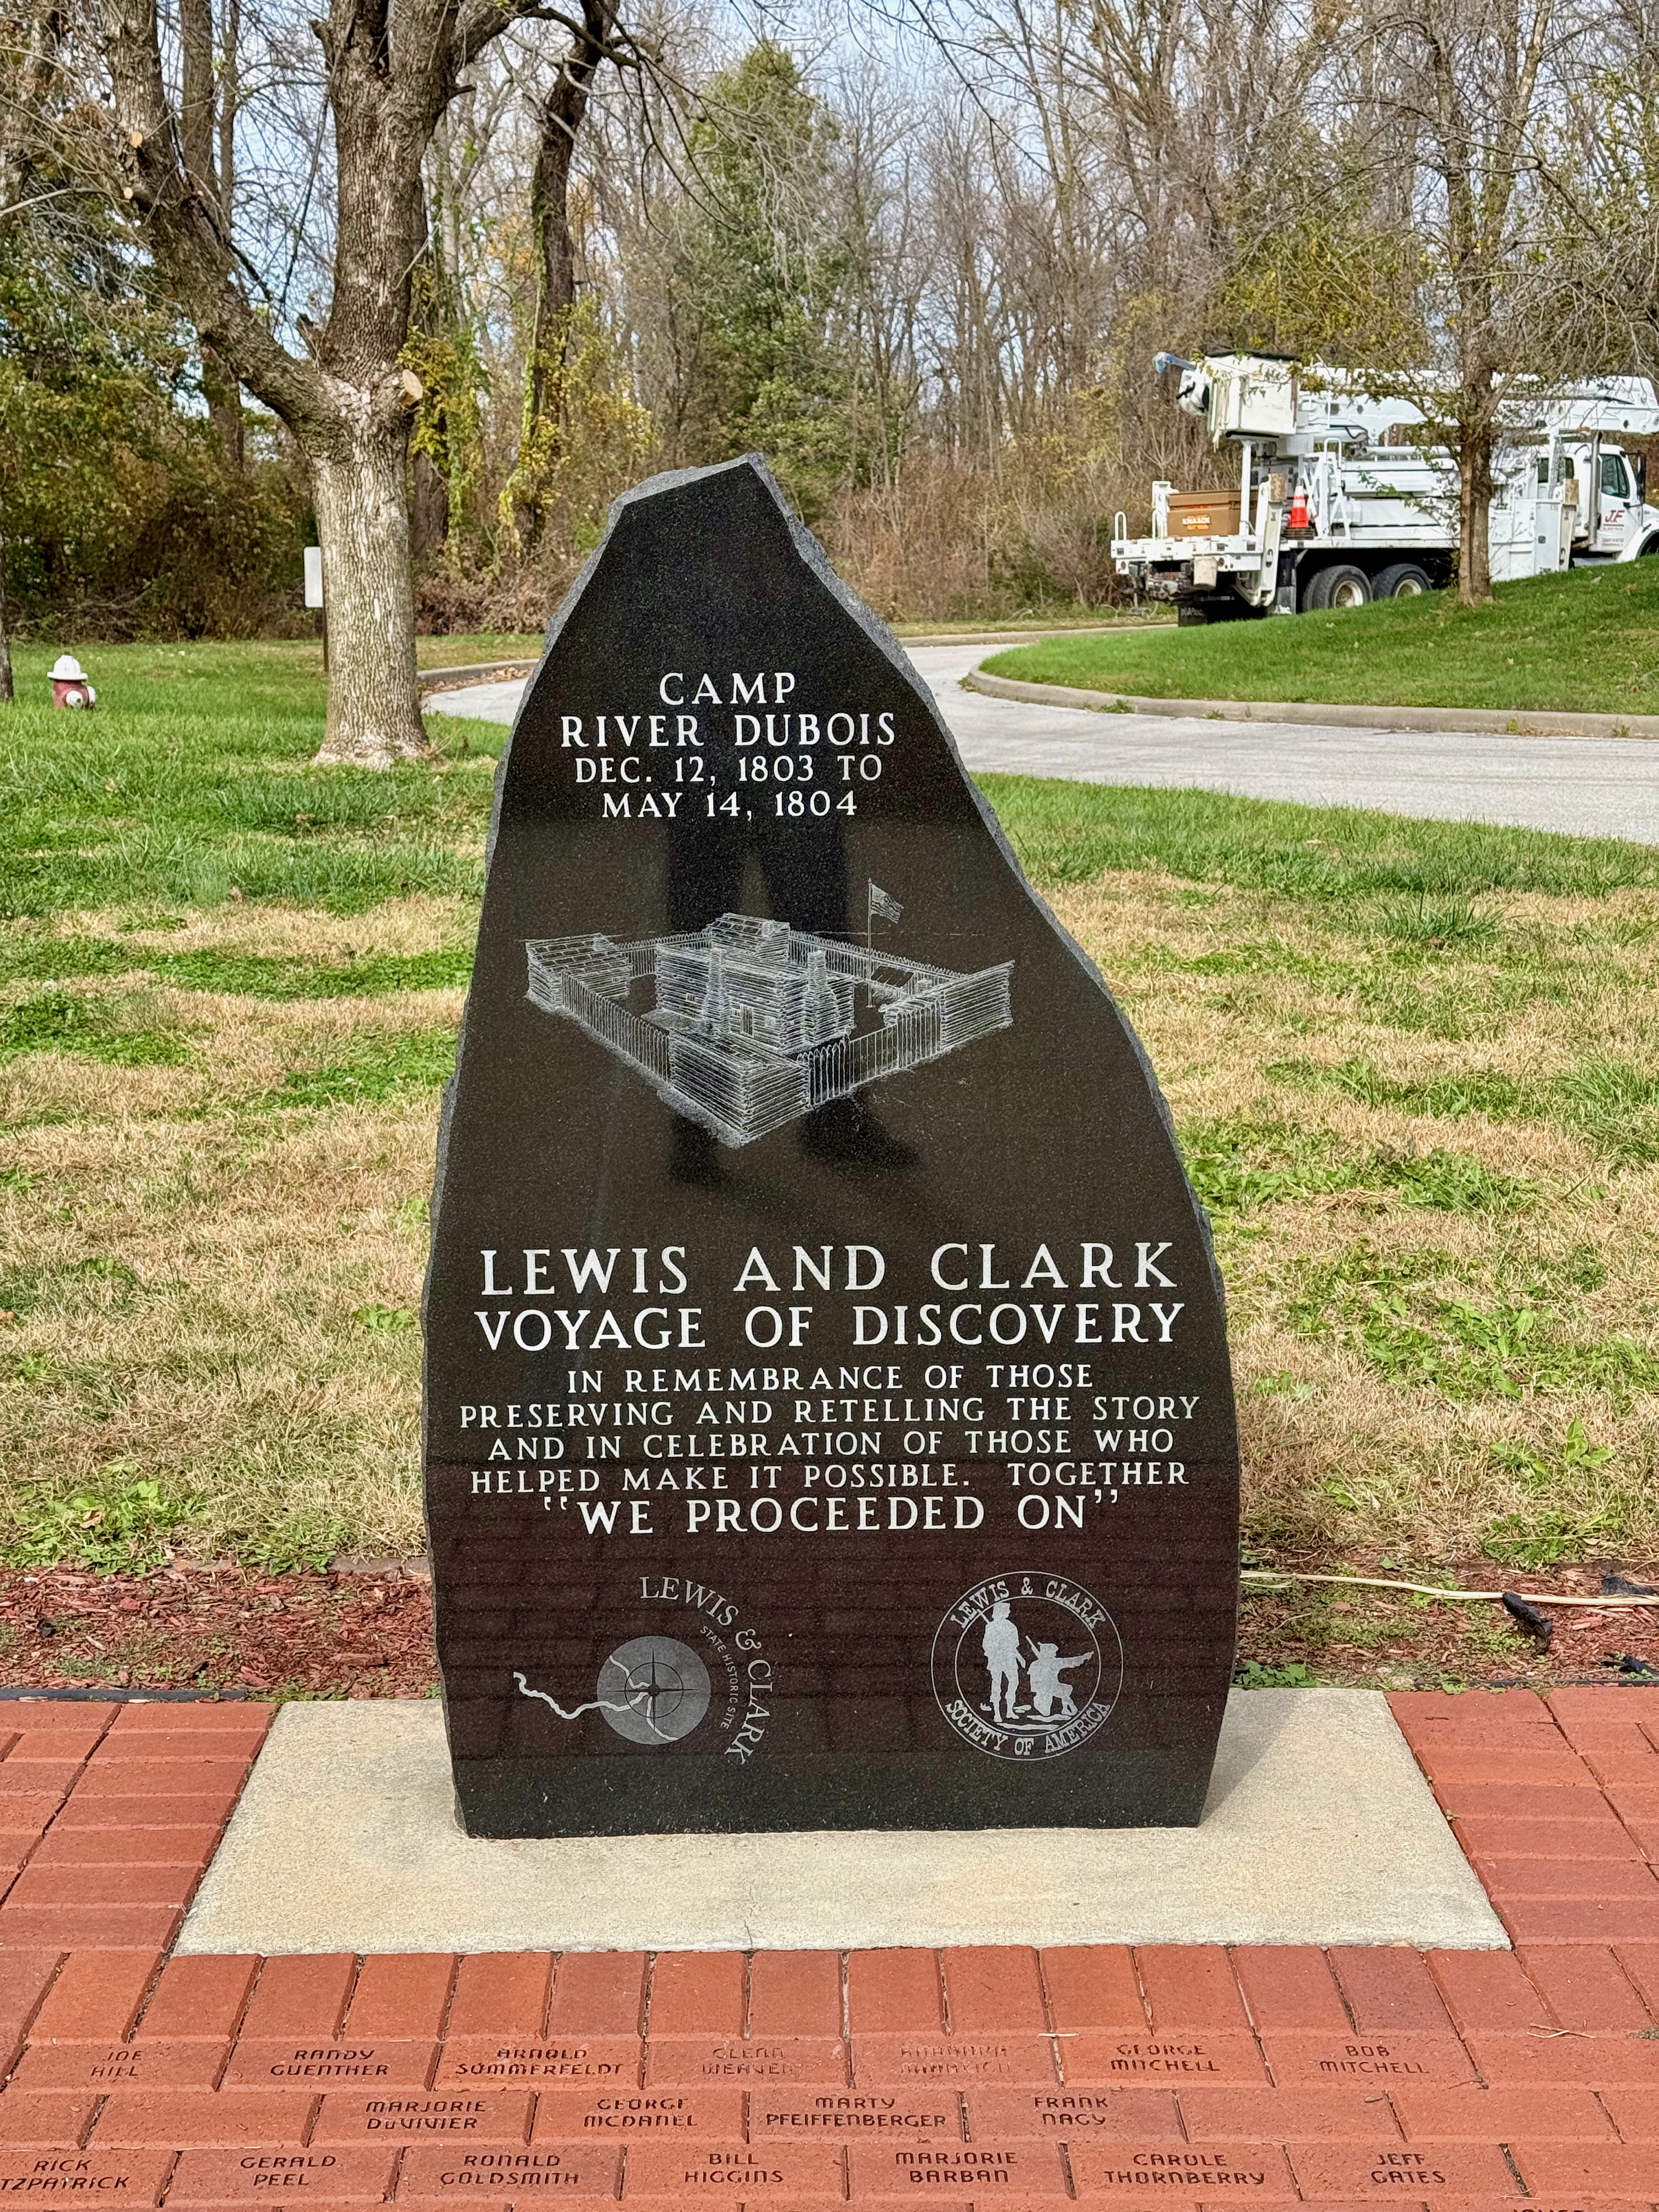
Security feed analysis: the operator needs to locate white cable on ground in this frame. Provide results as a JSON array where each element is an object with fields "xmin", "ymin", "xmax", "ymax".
[{"xmin": 1240, "ymin": 1568, "xmax": 1658, "ymax": 1609}]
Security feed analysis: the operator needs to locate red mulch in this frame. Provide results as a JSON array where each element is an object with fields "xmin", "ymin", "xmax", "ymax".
[
  {"xmin": 0, "ymin": 1564, "xmax": 437, "ymax": 1695},
  {"xmin": 0, "ymin": 1554, "xmax": 1654, "ymax": 1697},
  {"xmin": 1238, "ymin": 1553, "xmax": 1659, "ymax": 1689}
]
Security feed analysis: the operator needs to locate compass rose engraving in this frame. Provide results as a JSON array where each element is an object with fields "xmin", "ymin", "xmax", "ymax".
[{"xmin": 516, "ymin": 1635, "xmax": 712, "ymax": 1745}]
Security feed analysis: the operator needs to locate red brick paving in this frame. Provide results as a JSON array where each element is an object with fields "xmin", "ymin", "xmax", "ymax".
[{"xmin": 2, "ymin": 1692, "xmax": 1659, "ymax": 2200}]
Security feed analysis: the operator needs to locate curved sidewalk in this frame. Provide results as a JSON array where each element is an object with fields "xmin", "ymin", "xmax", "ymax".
[{"xmin": 430, "ymin": 645, "xmax": 1659, "ymax": 844}]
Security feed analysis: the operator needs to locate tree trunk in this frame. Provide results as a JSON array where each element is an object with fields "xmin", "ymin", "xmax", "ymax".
[
  {"xmin": 178, "ymin": 0, "xmax": 242, "ymax": 462},
  {"xmin": 411, "ymin": 449, "xmax": 449, "ymax": 559},
  {"xmin": 308, "ymin": 411, "xmax": 430, "ymax": 765},
  {"xmin": 512, "ymin": 0, "xmax": 617, "ymax": 550},
  {"xmin": 0, "ymin": 537, "xmax": 13, "ymax": 705},
  {"xmin": 1457, "ymin": 417, "xmax": 1495, "ymax": 607}
]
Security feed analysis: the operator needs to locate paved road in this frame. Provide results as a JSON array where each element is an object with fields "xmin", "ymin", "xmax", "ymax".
[{"xmin": 428, "ymin": 641, "xmax": 1659, "ymax": 843}]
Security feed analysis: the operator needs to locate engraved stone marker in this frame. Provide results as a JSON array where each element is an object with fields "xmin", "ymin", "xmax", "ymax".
[{"xmin": 424, "ymin": 456, "xmax": 1239, "ymax": 1836}]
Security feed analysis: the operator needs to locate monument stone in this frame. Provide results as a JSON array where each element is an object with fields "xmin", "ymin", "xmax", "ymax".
[{"xmin": 424, "ymin": 456, "xmax": 1240, "ymax": 1835}]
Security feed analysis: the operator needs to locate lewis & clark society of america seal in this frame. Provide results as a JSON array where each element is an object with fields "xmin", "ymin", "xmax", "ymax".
[{"xmin": 932, "ymin": 1573, "xmax": 1123, "ymax": 1759}]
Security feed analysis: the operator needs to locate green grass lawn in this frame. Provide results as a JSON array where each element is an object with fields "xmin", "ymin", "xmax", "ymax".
[
  {"xmin": 986, "ymin": 563, "xmax": 1659, "ymax": 716},
  {"xmin": 3, "ymin": 639, "xmax": 1659, "ymax": 1633}
]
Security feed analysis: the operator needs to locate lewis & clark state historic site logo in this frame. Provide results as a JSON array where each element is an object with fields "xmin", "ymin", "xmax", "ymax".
[
  {"xmin": 932, "ymin": 1573, "xmax": 1123, "ymax": 1759},
  {"xmin": 512, "ymin": 1576, "xmax": 773, "ymax": 1762}
]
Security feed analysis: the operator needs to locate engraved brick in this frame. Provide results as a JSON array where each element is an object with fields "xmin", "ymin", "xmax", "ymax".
[
  {"xmin": 1070, "ymin": 2138, "xmax": 1296, "ymax": 2199},
  {"xmin": 1256, "ymin": 2032, "xmax": 1477, "ymax": 2086},
  {"xmin": 853, "ymin": 2036, "xmax": 1055, "ymax": 2087},
  {"xmin": 848, "ymin": 2141, "xmax": 1065, "ymax": 2197},
  {"xmin": 0, "ymin": 2150, "xmax": 171, "ymax": 2201},
  {"xmin": 314, "ymin": 2094, "xmax": 533, "ymax": 2145},
  {"xmin": 10, "ymin": 2044, "xmax": 225, "ymax": 2094},
  {"xmin": 646, "ymin": 2039, "xmax": 847, "ymax": 2086},
  {"xmin": 1063, "ymin": 2030, "xmax": 1265, "ymax": 2086},
  {"xmin": 398, "ymin": 2144, "xmax": 619, "ymax": 2200},
  {"xmin": 533, "ymin": 2089, "xmax": 743, "ymax": 2141},
  {"xmin": 223, "ymin": 2042, "xmax": 435, "ymax": 2090},
  {"xmin": 961, "ymin": 2087, "xmax": 1176, "ymax": 2141},
  {"xmin": 622, "ymin": 2145, "xmax": 839, "ymax": 2198},
  {"xmin": 1284, "ymin": 2137, "xmax": 1516, "ymax": 2194},
  {"xmin": 431, "ymin": 2038, "xmax": 640, "ymax": 2087},
  {"xmin": 167, "ymin": 2149, "xmax": 395, "ymax": 2203},
  {"xmin": 753, "ymin": 2090, "xmax": 957, "ymax": 2140}
]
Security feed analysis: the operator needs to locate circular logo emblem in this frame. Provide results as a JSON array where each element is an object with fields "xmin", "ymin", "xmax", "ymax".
[
  {"xmin": 932, "ymin": 1575, "xmax": 1122, "ymax": 1759},
  {"xmin": 597, "ymin": 1635, "xmax": 711, "ymax": 1743},
  {"xmin": 514, "ymin": 1596, "xmax": 770, "ymax": 1760}
]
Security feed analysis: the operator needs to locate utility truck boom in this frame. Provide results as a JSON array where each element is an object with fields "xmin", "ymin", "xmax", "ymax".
[{"xmin": 1111, "ymin": 356, "xmax": 1659, "ymax": 620}]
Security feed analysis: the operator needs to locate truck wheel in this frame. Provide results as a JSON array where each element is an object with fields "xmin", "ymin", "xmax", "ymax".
[
  {"xmin": 1309, "ymin": 563, "xmax": 1372, "ymax": 610},
  {"xmin": 1176, "ymin": 603, "xmax": 1210, "ymax": 627},
  {"xmin": 1374, "ymin": 562, "xmax": 1432, "ymax": 599}
]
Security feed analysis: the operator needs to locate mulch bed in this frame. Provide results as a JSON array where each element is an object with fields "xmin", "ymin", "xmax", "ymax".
[
  {"xmin": 0, "ymin": 1564, "xmax": 437, "ymax": 1695},
  {"xmin": 0, "ymin": 1554, "xmax": 1654, "ymax": 1697},
  {"xmin": 1238, "ymin": 1554, "xmax": 1659, "ymax": 1689}
]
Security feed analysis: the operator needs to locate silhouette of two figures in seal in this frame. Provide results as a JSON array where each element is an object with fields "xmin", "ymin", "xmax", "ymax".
[{"xmin": 982, "ymin": 1600, "xmax": 1092, "ymax": 1724}]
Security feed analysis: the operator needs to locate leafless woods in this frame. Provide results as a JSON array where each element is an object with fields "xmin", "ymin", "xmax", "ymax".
[{"xmin": 4, "ymin": 0, "xmax": 1659, "ymax": 744}]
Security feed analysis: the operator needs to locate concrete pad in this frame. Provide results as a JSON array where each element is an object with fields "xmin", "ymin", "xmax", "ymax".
[{"xmin": 177, "ymin": 1690, "xmax": 1505, "ymax": 1954}]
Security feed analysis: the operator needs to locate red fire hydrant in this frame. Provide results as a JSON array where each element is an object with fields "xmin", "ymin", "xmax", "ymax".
[{"xmin": 49, "ymin": 655, "xmax": 97, "ymax": 709}]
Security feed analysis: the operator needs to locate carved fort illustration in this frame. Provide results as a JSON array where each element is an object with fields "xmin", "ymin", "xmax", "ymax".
[{"xmin": 525, "ymin": 913, "xmax": 1013, "ymax": 1147}]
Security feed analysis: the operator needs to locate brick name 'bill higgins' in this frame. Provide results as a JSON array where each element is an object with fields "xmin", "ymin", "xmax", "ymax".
[{"xmin": 524, "ymin": 908, "xmax": 1013, "ymax": 1147}]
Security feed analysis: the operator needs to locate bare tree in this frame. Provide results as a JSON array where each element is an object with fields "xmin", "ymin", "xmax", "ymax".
[
  {"xmin": 1374, "ymin": 0, "xmax": 1572, "ymax": 603},
  {"xmin": 511, "ymin": 0, "xmax": 622, "ymax": 548},
  {"xmin": 0, "ymin": 0, "xmax": 72, "ymax": 703},
  {"xmin": 178, "ymin": 0, "xmax": 242, "ymax": 459},
  {"xmin": 49, "ymin": 0, "xmax": 639, "ymax": 763}
]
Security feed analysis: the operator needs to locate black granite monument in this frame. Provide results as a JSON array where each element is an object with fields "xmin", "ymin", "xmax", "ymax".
[{"xmin": 424, "ymin": 457, "xmax": 1239, "ymax": 1836}]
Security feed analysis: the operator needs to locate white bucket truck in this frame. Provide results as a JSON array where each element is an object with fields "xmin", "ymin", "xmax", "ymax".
[{"xmin": 1111, "ymin": 353, "xmax": 1659, "ymax": 622}]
